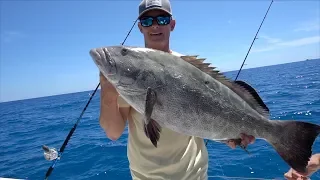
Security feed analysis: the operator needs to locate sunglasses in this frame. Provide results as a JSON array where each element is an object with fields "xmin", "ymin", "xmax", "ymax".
[{"xmin": 139, "ymin": 15, "xmax": 171, "ymax": 27}]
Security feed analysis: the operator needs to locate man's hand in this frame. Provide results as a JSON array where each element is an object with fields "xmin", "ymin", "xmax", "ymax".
[
  {"xmin": 100, "ymin": 72, "xmax": 118, "ymax": 97},
  {"xmin": 226, "ymin": 133, "xmax": 255, "ymax": 149},
  {"xmin": 284, "ymin": 169, "xmax": 310, "ymax": 180},
  {"xmin": 284, "ymin": 154, "xmax": 320, "ymax": 180},
  {"xmin": 99, "ymin": 71, "xmax": 129, "ymax": 141}
]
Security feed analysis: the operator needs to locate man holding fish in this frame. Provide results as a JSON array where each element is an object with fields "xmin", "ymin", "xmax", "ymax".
[{"xmin": 95, "ymin": 0, "xmax": 320, "ymax": 180}]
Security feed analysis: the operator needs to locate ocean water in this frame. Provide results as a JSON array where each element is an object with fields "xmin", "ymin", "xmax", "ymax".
[{"xmin": 1, "ymin": 59, "xmax": 320, "ymax": 180}]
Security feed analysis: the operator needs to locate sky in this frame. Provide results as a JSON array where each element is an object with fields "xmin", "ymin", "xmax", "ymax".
[{"xmin": 0, "ymin": 0, "xmax": 319, "ymax": 102}]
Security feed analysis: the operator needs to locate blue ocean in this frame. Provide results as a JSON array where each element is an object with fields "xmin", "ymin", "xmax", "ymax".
[{"xmin": 1, "ymin": 59, "xmax": 320, "ymax": 180}]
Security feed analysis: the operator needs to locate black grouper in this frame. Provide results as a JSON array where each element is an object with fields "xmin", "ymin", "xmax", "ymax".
[{"xmin": 89, "ymin": 45, "xmax": 320, "ymax": 174}]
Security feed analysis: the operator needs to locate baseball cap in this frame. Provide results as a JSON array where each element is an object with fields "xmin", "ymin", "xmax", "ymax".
[{"xmin": 138, "ymin": 0, "xmax": 172, "ymax": 18}]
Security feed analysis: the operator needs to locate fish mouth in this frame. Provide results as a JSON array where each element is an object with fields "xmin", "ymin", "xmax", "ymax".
[{"xmin": 89, "ymin": 48, "xmax": 117, "ymax": 76}]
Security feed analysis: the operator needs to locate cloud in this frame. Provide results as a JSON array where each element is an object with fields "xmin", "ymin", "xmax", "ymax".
[
  {"xmin": 258, "ymin": 35, "xmax": 282, "ymax": 44},
  {"xmin": 293, "ymin": 19, "xmax": 320, "ymax": 32},
  {"xmin": 0, "ymin": 31, "xmax": 25, "ymax": 43},
  {"xmin": 252, "ymin": 35, "xmax": 320, "ymax": 53},
  {"xmin": 252, "ymin": 17, "xmax": 320, "ymax": 53},
  {"xmin": 278, "ymin": 36, "xmax": 320, "ymax": 47}
]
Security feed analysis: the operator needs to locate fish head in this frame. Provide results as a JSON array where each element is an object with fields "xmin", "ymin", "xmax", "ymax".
[
  {"xmin": 90, "ymin": 46, "xmax": 122, "ymax": 84},
  {"xmin": 90, "ymin": 46, "xmax": 165, "ymax": 93}
]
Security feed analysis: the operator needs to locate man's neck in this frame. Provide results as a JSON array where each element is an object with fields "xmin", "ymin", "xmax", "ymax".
[{"xmin": 145, "ymin": 43, "xmax": 171, "ymax": 53}]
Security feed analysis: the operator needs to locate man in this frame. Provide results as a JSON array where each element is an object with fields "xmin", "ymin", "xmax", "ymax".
[
  {"xmin": 99, "ymin": 0, "xmax": 254, "ymax": 179},
  {"xmin": 284, "ymin": 153, "xmax": 320, "ymax": 180}
]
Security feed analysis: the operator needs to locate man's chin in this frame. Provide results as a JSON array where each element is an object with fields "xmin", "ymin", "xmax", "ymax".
[
  {"xmin": 147, "ymin": 39, "xmax": 167, "ymax": 46},
  {"xmin": 149, "ymin": 37, "xmax": 166, "ymax": 42}
]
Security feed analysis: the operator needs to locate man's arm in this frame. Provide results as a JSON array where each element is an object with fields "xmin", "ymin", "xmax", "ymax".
[{"xmin": 99, "ymin": 72, "xmax": 130, "ymax": 140}]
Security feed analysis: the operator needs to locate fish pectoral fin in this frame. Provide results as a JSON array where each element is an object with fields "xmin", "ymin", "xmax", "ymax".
[
  {"xmin": 145, "ymin": 87, "xmax": 157, "ymax": 122},
  {"xmin": 143, "ymin": 87, "xmax": 162, "ymax": 147},
  {"xmin": 144, "ymin": 119, "xmax": 162, "ymax": 148}
]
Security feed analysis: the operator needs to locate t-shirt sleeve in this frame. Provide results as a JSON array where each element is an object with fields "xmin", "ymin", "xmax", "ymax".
[
  {"xmin": 171, "ymin": 50, "xmax": 184, "ymax": 57},
  {"xmin": 117, "ymin": 95, "xmax": 131, "ymax": 108}
]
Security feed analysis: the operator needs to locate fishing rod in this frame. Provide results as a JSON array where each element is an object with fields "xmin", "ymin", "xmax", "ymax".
[
  {"xmin": 205, "ymin": 0, "xmax": 274, "ymax": 146},
  {"xmin": 42, "ymin": 19, "xmax": 138, "ymax": 180},
  {"xmin": 234, "ymin": 0, "xmax": 274, "ymax": 80}
]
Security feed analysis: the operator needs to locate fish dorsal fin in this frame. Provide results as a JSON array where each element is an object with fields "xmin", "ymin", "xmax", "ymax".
[
  {"xmin": 180, "ymin": 55, "xmax": 199, "ymax": 61},
  {"xmin": 189, "ymin": 58, "xmax": 206, "ymax": 63},
  {"xmin": 233, "ymin": 80, "xmax": 270, "ymax": 116},
  {"xmin": 180, "ymin": 55, "xmax": 226, "ymax": 80},
  {"xmin": 180, "ymin": 55, "xmax": 270, "ymax": 118}
]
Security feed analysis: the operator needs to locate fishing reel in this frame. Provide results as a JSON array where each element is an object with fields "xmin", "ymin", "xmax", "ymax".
[{"xmin": 42, "ymin": 145, "xmax": 60, "ymax": 161}]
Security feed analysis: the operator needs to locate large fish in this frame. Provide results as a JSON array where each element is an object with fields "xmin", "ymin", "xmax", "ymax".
[{"xmin": 89, "ymin": 45, "xmax": 320, "ymax": 174}]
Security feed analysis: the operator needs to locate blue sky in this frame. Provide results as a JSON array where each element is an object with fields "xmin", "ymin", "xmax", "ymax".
[{"xmin": 1, "ymin": 0, "xmax": 319, "ymax": 102}]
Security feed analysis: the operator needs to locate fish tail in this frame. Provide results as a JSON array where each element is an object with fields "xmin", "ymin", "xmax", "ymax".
[{"xmin": 267, "ymin": 120, "xmax": 320, "ymax": 174}]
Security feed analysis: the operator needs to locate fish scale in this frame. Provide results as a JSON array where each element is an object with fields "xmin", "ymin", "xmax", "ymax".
[{"xmin": 90, "ymin": 45, "xmax": 320, "ymax": 174}]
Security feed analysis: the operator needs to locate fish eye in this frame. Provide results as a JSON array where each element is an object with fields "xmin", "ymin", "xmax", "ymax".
[{"xmin": 121, "ymin": 48, "xmax": 128, "ymax": 56}]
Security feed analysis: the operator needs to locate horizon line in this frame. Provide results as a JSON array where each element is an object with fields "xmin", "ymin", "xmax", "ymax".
[{"xmin": 1, "ymin": 57, "xmax": 319, "ymax": 103}]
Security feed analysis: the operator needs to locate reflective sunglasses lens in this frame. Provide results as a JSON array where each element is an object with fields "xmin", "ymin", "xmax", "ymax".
[
  {"xmin": 157, "ymin": 16, "xmax": 171, "ymax": 25},
  {"xmin": 140, "ymin": 17, "xmax": 153, "ymax": 27}
]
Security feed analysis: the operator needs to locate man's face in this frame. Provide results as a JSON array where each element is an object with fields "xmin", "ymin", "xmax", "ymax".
[{"xmin": 138, "ymin": 9, "xmax": 176, "ymax": 48}]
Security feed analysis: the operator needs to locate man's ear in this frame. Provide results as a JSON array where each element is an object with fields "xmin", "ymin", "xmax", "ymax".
[
  {"xmin": 138, "ymin": 23, "xmax": 143, "ymax": 33},
  {"xmin": 170, "ymin": 19, "xmax": 176, "ymax": 31}
]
